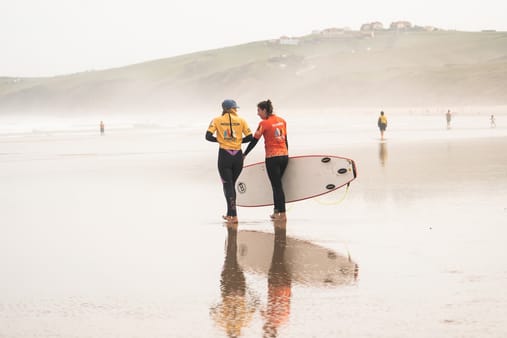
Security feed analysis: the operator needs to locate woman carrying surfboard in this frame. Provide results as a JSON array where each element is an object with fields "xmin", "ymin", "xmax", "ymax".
[
  {"xmin": 206, "ymin": 99, "xmax": 253, "ymax": 223},
  {"xmin": 244, "ymin": 99, "xmax": 289, "ymax": 220}
]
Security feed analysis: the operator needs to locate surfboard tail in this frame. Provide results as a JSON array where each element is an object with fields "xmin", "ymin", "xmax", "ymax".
[{"xmin": 351, "ymin": 159, "xmax": 358, "ymax": 179}]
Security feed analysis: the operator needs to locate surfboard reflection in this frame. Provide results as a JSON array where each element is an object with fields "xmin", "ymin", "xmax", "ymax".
[
  {"xmin": 237, "ymin": 226, "xmax": 358, "ymax": 287},
  {"xmin": 211, "ymin": 221, "xmax": 358, "ymax": 337}
]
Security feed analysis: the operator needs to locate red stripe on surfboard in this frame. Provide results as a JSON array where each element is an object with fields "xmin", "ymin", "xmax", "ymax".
[{"xmin": 243, "ymin": 154, "xmax": 356, "ymax": 168}]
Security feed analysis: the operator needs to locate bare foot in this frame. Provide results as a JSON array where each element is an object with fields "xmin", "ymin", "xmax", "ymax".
[
  {"xmin": 222, "ymin": 215, "xmax": 238, "ymax": 224},
  {"xmin": 269, "ymin": 212, "xmax": 286, "ymax": 221}
]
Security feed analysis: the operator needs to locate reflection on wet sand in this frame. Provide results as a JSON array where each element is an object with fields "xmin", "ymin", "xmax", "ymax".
[
  {"xmin": 379, "ymin": 141, "xmax": 388, "ymax": 167},
  {"xmin": 237, "ymin": 225, "xmax": 358, "ymax": 287},
  {"xmin": 263, "ymin": 218, "xmax": 292, "ymax": 338},
  {"xmin": 210, "ymin": 219, "xmax": 359, "ymax": 337},
  {"xmin": 210, "ymin": 224, "xmax": 259, "ymax": 337},
  {"xmin": 263, "ymin": 219, "xmax": 292, "ymax": 337}
]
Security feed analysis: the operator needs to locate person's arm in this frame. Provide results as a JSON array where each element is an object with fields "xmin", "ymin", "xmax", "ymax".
[
  {"xmin": 205, "ymin": 131, "xmax": 217, "ymax": 142},
  {"xmin": 284, "ymin": 120, "xmax": 288, "ymax": 151},
  {"xmin": 243, "ymin": 137, "xmax": 259, "ymax": 157},
  {"xmin": 242, "ymin": 134, "xmax": 253, "ymax": 143}
]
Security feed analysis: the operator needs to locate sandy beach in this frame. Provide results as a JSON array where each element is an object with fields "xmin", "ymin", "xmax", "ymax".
[{"xmin": 0, "ymin": 112, "xmax": 506, "ymax": 338}]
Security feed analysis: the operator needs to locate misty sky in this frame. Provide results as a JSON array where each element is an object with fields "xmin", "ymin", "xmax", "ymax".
[{"xmin": 1, "ymin": 0, "xmax": 506, "ymax": 77}]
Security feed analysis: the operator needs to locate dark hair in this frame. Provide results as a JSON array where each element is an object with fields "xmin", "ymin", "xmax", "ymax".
[{"xmin": 257, "ymin": 99, "xmax": 273, "ymax": 116}]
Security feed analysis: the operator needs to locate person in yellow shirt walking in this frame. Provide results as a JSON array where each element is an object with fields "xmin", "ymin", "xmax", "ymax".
[
  {"xmin": 206, "ymin": 99, "xmax": 253, "ymax": 223},
  {"xmin": 377, "ymin": 111, "xmax": 388, "ymax": 141}
]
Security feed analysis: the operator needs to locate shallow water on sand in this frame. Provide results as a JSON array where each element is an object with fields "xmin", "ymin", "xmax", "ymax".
[{"xmin": 0, "ymin": 114, "xmax": 506, "ymax": 337}]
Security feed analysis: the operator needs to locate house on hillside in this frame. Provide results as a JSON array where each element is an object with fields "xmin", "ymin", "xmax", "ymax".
[
  {"xmin": 424, "ymin": 26, "xmax": 438, "ymax": 31},
  {"xmin": 360, "ymin": 23, "xmax": 372, "ymax": 31},
  {"xmin": 411, "ymin": 25, "xmax": 439, "ymax": 32},
  {"xmin": 279, "ymin": 36, "xmax": 299, "ymax": 45},
  {"xmin": 321, "ymin": 27, "xmax": 346, "ymax": 37},
  {"xmin": 360, "ymin": 21, "xmax": 384, "ymax": 31},
  {"xmin": 390, "ymin": 21, "xmax": 412, "ymax": 30}
]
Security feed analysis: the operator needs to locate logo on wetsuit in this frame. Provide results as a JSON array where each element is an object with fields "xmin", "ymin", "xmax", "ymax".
[
  {"xmin": 223, "ymin": 129, "xmax": 235, "ymax": 140},
  {"xmin": 274, "ymin": 127, "xmax": 285, "ymax": 142}
]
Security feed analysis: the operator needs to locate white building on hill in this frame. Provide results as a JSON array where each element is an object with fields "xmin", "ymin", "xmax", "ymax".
[
  {"xmin": 390, "ymin": 21, "xmax": 412, "ymax": 30},
  {"xmin": 321, "ymin": 27, "xmax": 346, "ymax": 37},
  {"xmin": 279, "ymin": 36, "xmax": 299, "ymax": 45},
  {"xmin": 360, "ymin": 21, "xmax": 384, "ymax": 31}
]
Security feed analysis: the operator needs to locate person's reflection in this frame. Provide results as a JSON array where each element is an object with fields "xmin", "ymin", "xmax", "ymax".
[
  {"xmin": 210, "ymin": 224, "xmax": 257, "ymax": 337},
  {"xmin": 379, "ymin": 141, "xmax": 388, "ymax": 167},
  {"xmin": 263, "ymin": 218, "xmax": 292, "ymax": 338}
]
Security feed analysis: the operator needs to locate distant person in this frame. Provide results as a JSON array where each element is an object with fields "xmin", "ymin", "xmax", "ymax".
[
  {"xmin": 100, "ymin": 121, "xmax": 105, "ymax": 135},
  {"xmin": 244, "ymin": 100, "xmax": 289, "ymax": 220},
  {"xmin": 206, "ymin": 99, "xmax": 253, "ymax": 223},
  {"xmin": 377, "ymin": 111, "xmax": 387, "ymax": 140},
  {"xmin": 490, "ymin": 114, "xmax": 496, "ymax": 128},
  {"xmin": 446, "ymin": 109, "xmax": 452, "ymax": 129}
]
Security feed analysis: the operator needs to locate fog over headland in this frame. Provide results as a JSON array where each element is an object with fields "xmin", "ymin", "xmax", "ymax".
[{"xmin": 1, "ymin": 29, "xmax": 506, "ymax": 114}]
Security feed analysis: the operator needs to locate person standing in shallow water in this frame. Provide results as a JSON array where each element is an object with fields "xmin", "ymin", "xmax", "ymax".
[
  {"xmin": 100, "ymin": 121, "xmax": 105, "ymax": 135},
  {"xmin": 377, "ymin": 111, "xmax": 387, "ymax": 140},
  {"xmin": 244, "ymin": 100, "xmax": 289, "ymax": 220},
  {"xmin": 206, "ymin": 100, "xmax": 253, "ymax": 224},
  {"xmin": 446, "ymin": 109, "xmax": 452, "ymax": 129}
]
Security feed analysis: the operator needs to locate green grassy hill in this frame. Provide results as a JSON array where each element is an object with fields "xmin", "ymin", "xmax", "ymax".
[{"xmin": 1, "ymin": 30, "xmax": 506, "ymax": 114}]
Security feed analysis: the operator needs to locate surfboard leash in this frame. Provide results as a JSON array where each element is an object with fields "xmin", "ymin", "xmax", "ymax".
[{"xmin": 314, "ymin": 183, "xmax": 350, "ymax": 206}]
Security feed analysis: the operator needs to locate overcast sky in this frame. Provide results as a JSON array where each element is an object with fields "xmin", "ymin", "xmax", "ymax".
[{"xmin": 1, "ymin": 0, "xmax": 506, "ymax": 77}]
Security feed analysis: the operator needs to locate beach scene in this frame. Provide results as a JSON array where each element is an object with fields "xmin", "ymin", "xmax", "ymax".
[{"xmin": 1, "ymin": 1, "xmax": 507, "ymax": 337}]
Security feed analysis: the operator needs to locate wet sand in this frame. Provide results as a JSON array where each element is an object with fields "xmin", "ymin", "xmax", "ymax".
[{"xmin": 0, "ymin": 114, "xmax": 506, "ymax": 337}]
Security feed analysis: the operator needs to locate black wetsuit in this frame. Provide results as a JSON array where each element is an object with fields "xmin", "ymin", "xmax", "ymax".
[
  {"xmin": 217, "ymin": 148, "xmax": 244, "ymax": 217},
  {"xmin": 266, "ymin": 156, "xmax": 289, "ymax": 213},
  {"xmin": 206, "ymin": 127, "xmax": 252, "ymax": 217}
]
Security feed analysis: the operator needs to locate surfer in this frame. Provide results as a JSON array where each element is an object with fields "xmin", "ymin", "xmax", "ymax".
[
  {"xmin": 206, "ymin": 99, "xmax": 253, "ymax": 223},
  {"xmin": 244, "ymin": 99, "xmax": 289, "ymax": 220},
  {"xmin": 377, "ymin": 111, "xmax": 387, "ymax": 140}
]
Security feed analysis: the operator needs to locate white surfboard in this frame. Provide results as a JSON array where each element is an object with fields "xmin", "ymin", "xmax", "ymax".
[
  {"xmin": 236, "ymin": 230, "xmax": 358, "ymax": 287},
  {"xmin": 235, "ymin": 155, "xmax": 357, "ymax": 207}
]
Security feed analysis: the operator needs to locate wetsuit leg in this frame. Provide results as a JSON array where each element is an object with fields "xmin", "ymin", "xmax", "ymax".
[
  {"xmin": 265, "ymin": 156, "xmax": 288, "ymax": 213},
  {"xmin": 218, "ymin": 149, "xmax": 244, "ymax": 217}
]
